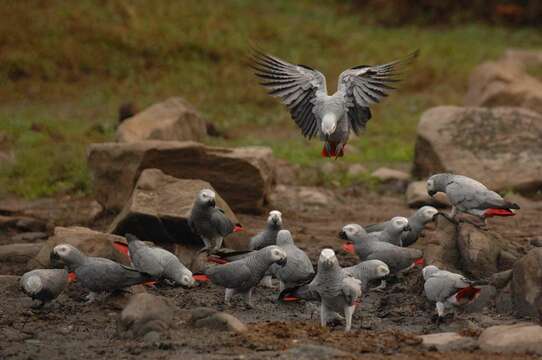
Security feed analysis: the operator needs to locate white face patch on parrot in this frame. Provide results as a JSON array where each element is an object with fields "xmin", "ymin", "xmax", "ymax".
[
  {"xmin": 421, "ymin": 206, "xmax": 439, "ymax": 221},
  {"xmin": 422, "ymin": 265, "xmax": 439, "ymax": 280},
  {"xmin": 319, "ymin": 248, "xmax": 337, "ymax": 267},
  {"xmin": 53, "ymin": 244, "xmax": 74, "ymax": 258},
  {"xmin": 199, "ymin": 189, "xmax": 216, "ymax": 201},
  {"xmin": 391, "ymin": 217, "xmax": 409, "ymax": 231},
  {"xmin": 426, "ymin": 178, "xmax": 436, "ymax": 194},
  {"xmin": 343, "ymin": 224, "xmax": 363, "ymax": 239},
  {"xmin": 268, "ymin": 210, "xmax": 283, "ymax": 225},
  {"xmin": 376, "ymin": 264, "xmax": 390, "ymax": 277}
]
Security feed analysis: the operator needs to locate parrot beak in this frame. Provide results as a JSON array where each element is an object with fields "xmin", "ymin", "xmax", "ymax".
[
  {"xmin": 427, "ymin": 190, "xmax": 436, "ymax": 197},
  {"xmin": 432, "ymin": 212, "xmax": 440, "ymax": 221},
  {"xmin": 277, "ymin": 257, "xmax": 287, "ymax": 266},
  {"xmin": 208, "ymin": 199, "xmax": 216, "ymax": 207},
  {"xmin": 49, "ymin": 250, "xmax": 64, "ymax": 268},
  {"xmin": 338, "ymin": 231, "xmax": 348, "ymax": 240},
  {"xmin": 403, "ymin": 224, "xmax": 411, "ymax": 232}
]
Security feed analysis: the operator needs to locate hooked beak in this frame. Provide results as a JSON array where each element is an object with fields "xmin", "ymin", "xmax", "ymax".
[
  {"xmin": 49, "ymin": 250, "xmax": 62, "ymax": 267},
  {"xmin": 277, "ymin": 257, "xmax": 287, "ymax": 266},
  {"xmin": 403, "ymin": 224, "xmax": 411, "ymax": 232},
  {"xmin": 427, "ymin": 190, "xmax": 436, "ymax": 197},
  {"xmin": 207, "ymin": 199, "xmax": 216, "ymax": 207},
  {"xmin": 338, "ymin": 231, "xmax": 348, "ymax": 240}
]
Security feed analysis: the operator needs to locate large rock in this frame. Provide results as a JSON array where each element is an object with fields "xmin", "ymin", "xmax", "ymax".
[
  {"xmin": 422, "ymin": 215, "xmax": 461, "ymax": 271},
  {"xmin": 413, "ymin": 106, "xmax": 542, "ymax": 194},
  {"xmin": 511, "ymin": 248, "xmax": 542, "ymax": 317},
  {"xmin": 116, "ymin": 97, "xmax": 207, "ymax": 143},
  {"xmin": 118, "ymin": 293, "xmax": 174, "ymax": 338},
  {"xmin": 479, "ymin": 323, "xmax": 542, "ymax": 355},
  {"xmin": 88, "ymin": 141, "xmax": 275, "ymax": 212},
  {"xmin": 405, "ymin": 181, "xmax": 450, "ymax": 208},
  {"xmin": 457, "ymin": 224, "xmax": 502, "ymax": 279},
  {"xmin": 29, "ymin": 226, "xmax": 130, "ymax": 269},
  {"xmin": 465, "ymin": 60, "xmax": 542, "ymax": 114},
  {"xmin": 419, "ymin": 332, "xmax": 478, "ymax": 352},
  {"xmin": 108, "ymin": 169, "xmax": 246, "ymax": 268},
  {"xmin": 0, "ymin": 243, "xmax": 42, "ymax": 263}
]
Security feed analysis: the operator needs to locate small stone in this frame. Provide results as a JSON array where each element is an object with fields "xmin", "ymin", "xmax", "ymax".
[
  {"xmin": 319, "ymin": 162, "xmax": 337, "ymax": 175},
  {"xmin": 298, "ymin": 187, "xmax": 329, "ymax": 207},
  {"xmin": 371, "ymin": 167, "xmax": 410, "ymax": 182},
  {"xmin": 479, "ymin": 323, "xmax": 542, "ymax": 355},
  {"xmin": 190, "ymin": 308, "xmax": 246, "ymax": 333},
  {"xmin": 347, "ymin": 164, "xmax": 367, "ymax": 177},
  {"xmin": 143, "ymin": 331, "xmax": 161, "ymax": 344},
  {"xmin": 420, "ymin": 332, "xmax": 478, "ymax": 352}
]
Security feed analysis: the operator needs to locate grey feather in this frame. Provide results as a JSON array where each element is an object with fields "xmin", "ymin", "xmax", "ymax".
[
  {"xmin": 20, "ymin": 269, "xmax": 68, "ymax": 305},
  {"xmin": 270, "ymin": 230, "xmax": 314, "ymax": 288}
]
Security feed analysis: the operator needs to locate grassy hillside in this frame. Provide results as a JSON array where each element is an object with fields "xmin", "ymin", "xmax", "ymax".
[{"xmin": 1, "ymin": 0, "xmax": 541, "ymax": 198}]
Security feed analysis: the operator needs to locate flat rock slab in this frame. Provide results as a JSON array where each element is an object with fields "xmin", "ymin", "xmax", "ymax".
[
  {"xmin": 420, "ymin": 332, "xmax": 478, "ymax": 352},
  {"xmin": 108, "ymin": 169, "xmax": 246, "ymax": 266},
  {"xmin": 29, "ymin": 226, "xmax": 129, "ymax": 269},
  {"xmin": 116, "ymin": 97, "xmax": 207, "ymax": 143},
  {"xmin": 88, "ymin": 140, "xmax": 275, "ymax": 213},
  {"xmin": 413, "ymin": 106, "xmax": 542, "ymax": 194},
  {"xmin": 479, "ymin": 322, "xmax": 542, "ymax": 355}
]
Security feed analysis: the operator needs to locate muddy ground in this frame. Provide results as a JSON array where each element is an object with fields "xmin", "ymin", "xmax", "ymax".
[{"xmin": 1, "ymin": 184, "xmax": 541, "ymax": 359}]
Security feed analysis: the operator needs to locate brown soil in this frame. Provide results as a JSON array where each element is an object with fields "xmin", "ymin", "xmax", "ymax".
[{"xmin": 1, "ymin": 185, "xmax": 541, "ymax": 359}]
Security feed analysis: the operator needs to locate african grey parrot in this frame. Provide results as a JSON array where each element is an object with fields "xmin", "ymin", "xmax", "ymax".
[
  {"xmin": 126, "ymin": 234, "xmax": 194, "ymax": 288},
  {"xmin": 365, "ymin": 216, "xmax": 410, "ymax": 246},
  {"xmin": 249, "ymin": 210, "xmax": 283, "ymax": 250},
  {"xmin": 343, "ymin": 260, "xmax": 390, "ymax": 292},
  {"xmin": 423, "ymin": 265, "xmax": 481, "ymax": 321},
  {"xmin": 252, "ymin": 48, "xmax": 418, "ymax": 157},
  {"xmin": 270, "ymin": 230, "xmax": 314, "ymax": 291},
  {"xmin": 204, "ymin": 245, "xmax": 287, "ymax": 307},
  {"xmin": 365, "ymin": 206, "xmax": 439, "ymax": 247},
  {"xmin": 50, "ymin": 244, "xmax": 152, "ymax": 303},
  {"xmin": 426, "ymin": 173, "xmax": 520, "ymax": 225},
  {"xmin": 20, "ymin": 269, "xmax": 69, "ymax": 308},
  {"xmin": 189, "ymin": 189, "xmax": 240, "ymax": 254},
  {"xmin": 340, "ymin": 224, "xmax": 423, "ymax": 289}
]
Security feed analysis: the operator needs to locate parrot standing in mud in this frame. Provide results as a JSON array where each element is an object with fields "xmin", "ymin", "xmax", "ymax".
[
  {"xmin": 189, "ymin": 189, "xmax": 241, "ymax": 254},
  {"xmin": 343, "ymin": 260, "xmax": 390, "ymax": 292},
  {"xmin": 422, "ymin": 265, "xmax": 481, "ymax": 322},
  {"xmin": 203, "ymin": 245, "xmax": 287, "ymax": 307},
  {"xmin": 249, "ymin": 210, "xmax": 283, "ymax": 250},
  {"xmin": 366, "ymin": 216, "xmax": 411, "ymax": 246},
  {"xmin": 50, "ymin": 244, "xmax": 153, "ymax": 303},
  {"xmin": 340, "ymin": 224, "xmax": 423, "ymax": 289},
  {"xmin": 251, "ymin": 48, "xmax": 418, "ymax": 158},
  {"xmin": 426, "ymin": 173, "xmax": 520, "ymax": 226},
  {"xmin": 125, "ymin": 234, "xmax": 194, "ymax": 288},
  {"xmin": 270, "ymin": 230, "xmax": 314, "ymax": 291},
  {"xmin": 20, "ymin": 268, "xmax": 69, "ymax": 308},
  {"xmin": 365, "ymin": 206, "xmax": 439, "ymax": 247}
]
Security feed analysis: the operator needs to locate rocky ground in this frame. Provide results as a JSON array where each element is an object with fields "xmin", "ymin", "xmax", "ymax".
[{"xmin": 1, "ymin": 182, "xmax": 542, "ymax": 359}]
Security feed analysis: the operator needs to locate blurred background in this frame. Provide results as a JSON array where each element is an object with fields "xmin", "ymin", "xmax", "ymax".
[{"xmin": 1, "ymin": 0, "xmax": 541, "ymax": 199}]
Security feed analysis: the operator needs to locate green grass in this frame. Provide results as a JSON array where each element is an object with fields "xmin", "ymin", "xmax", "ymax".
[{"xmin": 1, "ymin": 0, "xmax": 542, "ymax": 197}]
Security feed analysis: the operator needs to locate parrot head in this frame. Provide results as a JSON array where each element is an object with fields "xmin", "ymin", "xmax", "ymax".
[
  {"xmin": 319, "ymin": 248, "xmax": 338, "ymax": 268},
  {"xmin": 51, "ymin": 244, "xmax": 84, "ymax": 270},
  {"xmin": 268, "ymin": 246, "xmax": 287, "ymax": 266},
  {"xmin": 422, "ymin": 265, "xmax": 440, "ymax": 280},
  {"xmin": 390, "ymin": 217, "xmax": 410, "ymax": 233},
  {"xmin": 268, "ymin": 210, "xmax": 283, "ymax": 227},
  {"xmin": 175, "ymin": 271, "xmax": 195, "ymax": 288},
  {"xmin": 338, "ymin": 224, "xmax": 365, "ymax": 242},
  {"xmin": 276, "ymin": 230, "xmax": 294, "ymax": 246},
  {"xmin": 419, "ymin": 206, "xmax": 439, "ymax": 223},
  {"xmin": 198, "ymin": 189, "xmax": 216, "ymax": 207},
  {"xmin": 22, "ymin": 275, "xmax": 43, "ymax": 296}
]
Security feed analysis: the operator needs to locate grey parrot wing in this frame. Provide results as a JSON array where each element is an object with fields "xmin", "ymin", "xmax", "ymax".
[
  {"xmin": 251, "ymin": 49, "xmax": 327, "ymax": 139},
  {"xmin": 364, "ymin": 221, "xmax": 389, "ymax": 233},
  {"xmin": 205, "ymin": 262, "xmax": 253, "ymax": 289},
  {"xmin": 210, "ymin": 207, "xmax": 235, "ymax": 237}
]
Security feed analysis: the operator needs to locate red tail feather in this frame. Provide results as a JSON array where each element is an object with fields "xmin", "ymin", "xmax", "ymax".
[
  {"xmin": 68, "ymin": 272, "xmax": 77, "ymax": 282},
  {"xmin": 193, "ymin": 274, "xmax": 209, "ymax": 282},
  {"xmin": 342, "ymin": 243, "xmax": 355, "ymax": 254},
  {"xmin": 414, "ymin": 257, "xmax": 425, "ymax": 266},
  {"xmin": 282, "ymin": 295, "xmax": 300, "ymax": 302},
  {"xmin": 113, "ymin": 241, "xmax": 130, "ymax": 257},
  {"xmin": 233, "ymin": 225, "xmax": 244, "ymax": 233},
  {"xmin": 455, "ymin": 286, "xmax": 481, "ymax": 303},
  {"xmin": 484, "ymin": 208, "xmax": 515, "ymax": 217},
  {"xmin": 207, "ymin": 256, "xmax": 228, "ymax": 264},
  {"xmin": 322, "ymin": 145, "xmax": 332, "ymax": 157}
]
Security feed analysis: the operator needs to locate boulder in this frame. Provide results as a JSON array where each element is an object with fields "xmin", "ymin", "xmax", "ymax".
[
  {"xmin": 457, "ymin": 224, "xmax": 502, "ymax": 279},
  {"xmin": 419, "ymin": 332, "xmax": 478, "ymax": 352},
  {"xmin": 422, "ymin": 215, "xmax": 461, "ymax": 271},
  {"xmin": 108, "ymin": 169, "xmax": 246, "ymax": 268},
  {"xmin": 371, "ymin": 167, "xmax": 410, "ymax": 183},
  {"xmin": 465, "ymin": 60, "xmax": 542, "ymax": 114},
  {"xmin": 118, "ymin": 293, "xmax": 174, "ymax": 338},
  {"xmin": 405, "ymin": 181, "xmax": 450, "ymax": 208},
  {"xmin": 0, "ymin": 243, "xmax": 42, "ymax": 263},
  {"xmin": 87, "ymin": 141, "xmax": 275, "ymax": 212},
  {"xmin": 412, "ymin": 106, "xmax": 542, "ymax": 194},
  {"xmin": 28, "ymin": 226, "xmax": 130, "ymax": 269},
  {"xmin": 116, "ymin": 97, "xmax": 207, "ymax": 143},
  {"xmin": 479, "ymin": 323, "xmax": 542, "ymax": 355},
  {"xmin": 511, "ymin": 248, "xmax": 542, "ymax": 317},
  {"xmin": 188, "ymin": 307, "xmax": 246, "ymax": 333}
]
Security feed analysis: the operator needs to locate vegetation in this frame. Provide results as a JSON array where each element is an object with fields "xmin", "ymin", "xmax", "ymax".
[{"xmin": 1, "ymin": 0, "xmax": 541, "ymax": 198}]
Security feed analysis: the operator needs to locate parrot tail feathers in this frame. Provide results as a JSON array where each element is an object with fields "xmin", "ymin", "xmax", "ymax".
[
  {"xmin": 321, "ymin": 143, "xmax": 344, "ymax": 158},
  {"xmin": 414, "ymin": 257, "xmax": 425, "ymax": 266},
  {"xmin": 454, "ymin": 286, "xmax": 481, "ymax": 304},
  {"xmin": 484, "ymin": 208, "xmax": 516, "ymax": 217},
  {"xmin": 192, "ymin": 273, "xmax": 209, "ymax": 282},
  {"xmin": 113, "ymin": 241, "xmax": 130, "ymax": 257},
  {"xmin": 342, "ymin": 243, "xmax": 355, "ymax": 254}
]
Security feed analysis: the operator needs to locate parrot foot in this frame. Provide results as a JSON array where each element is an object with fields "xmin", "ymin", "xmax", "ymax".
[{"xmin": 373, "ymin": 280, "xmax": 387, "ymax": 292}]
